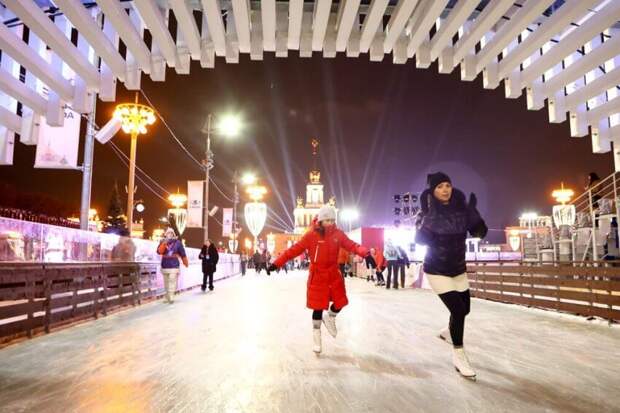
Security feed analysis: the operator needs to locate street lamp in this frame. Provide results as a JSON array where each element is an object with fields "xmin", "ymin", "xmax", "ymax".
[
  {"xmin": 168, "ymin": 192, "xmax": 188, "ymax": 236},
  {"xmin": 114, "ymin": 95, "xmax": 156, "ymax": 236},
  {"xmin": 201, "ymin": 113, "xmax": 243, "ymax": 245},
  {"xmin": 340, "ymin": 208, "xmax": 360, "ymax": 232},
  {"xmin": 552, "ymin": 183, "xmax": 576, "ymax": 262},
  {"xmin": 244, "ymin": 184, "xmax": 267, "ymax": 250}
]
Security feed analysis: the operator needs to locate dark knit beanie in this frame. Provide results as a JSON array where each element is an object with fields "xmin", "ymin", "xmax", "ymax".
[{"xmin": 427, "ymin": 172, "xmax": 452, "ymax": 190}]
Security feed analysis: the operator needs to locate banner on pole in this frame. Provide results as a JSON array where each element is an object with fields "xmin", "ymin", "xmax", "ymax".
[
  {"xmin": 222, "ymin": 208, "xmax": 233, "ymax": 237},
  {"xmin": 187, "ymin": 180, "xmax": 204, "ymax": 228},
  {"xmin": 34, "ymin": 106, "xmax": 81, "ymax": 169}
]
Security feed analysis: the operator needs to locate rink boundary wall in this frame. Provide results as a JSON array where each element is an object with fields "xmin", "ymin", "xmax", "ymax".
[
  {"xmin": 0, "ymin": 260, "xmax": 239, "ymax": 345},
  {"xmin": 466, "ymin": 262, "xmax": 620, "ymax": 323}
]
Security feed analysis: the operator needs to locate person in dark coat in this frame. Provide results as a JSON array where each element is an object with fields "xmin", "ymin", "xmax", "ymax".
[
  {"xmin": 396, "ymin": 246, "xmax": 410, "ymax": 289},
  {"xmin": 253, "ymin": 250, "xmax": 264, "ymax": 274},
  {"xmin": 415, "ymin": 172, "xmax": 487, "ymax": 380},
  {"xmin": 199, "ymin": 240, "xmax": 219, "ymax": 291}
]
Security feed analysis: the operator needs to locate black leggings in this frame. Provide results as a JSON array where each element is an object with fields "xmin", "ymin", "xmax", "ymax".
[
  {"xmin": 312, "ymin": 304, "xmax": 341, "ymax": 320},
  {"xmin": 437, "ymin": 290, "xmax": 471, "ymax": 347}
]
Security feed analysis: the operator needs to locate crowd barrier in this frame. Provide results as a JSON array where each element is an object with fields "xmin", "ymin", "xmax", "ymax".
[{"xmin": 0, "ymin": 217, "xmax": 240, "ymax": 343}]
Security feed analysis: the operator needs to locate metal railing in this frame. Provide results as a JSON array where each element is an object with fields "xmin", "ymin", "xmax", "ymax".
[{"xmin": 570, "ymin": 172, "xmax": 620, "ymax": 261}]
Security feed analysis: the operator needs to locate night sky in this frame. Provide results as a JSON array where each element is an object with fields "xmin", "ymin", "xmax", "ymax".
[{"xmin": 0, "ymin": 54, "xmax": 612, "ymax": 247}]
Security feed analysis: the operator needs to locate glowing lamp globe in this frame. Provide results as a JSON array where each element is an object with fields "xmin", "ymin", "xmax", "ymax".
[
  {"xmin": 552, "ymin": 183, "xmax": 575, "ymax": 205},
  {"xmin": 113, "ymin": 103, "xmax": 155, "ymax": 135},
  {"xmin": 245, "ymin": 202, "xmax": 267, "ymax": 238}
]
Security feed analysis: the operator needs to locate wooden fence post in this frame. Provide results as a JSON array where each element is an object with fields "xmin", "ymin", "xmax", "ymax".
[{"xmin": 43, "ymin": 266, "xmax": 51, "ymax": 334}]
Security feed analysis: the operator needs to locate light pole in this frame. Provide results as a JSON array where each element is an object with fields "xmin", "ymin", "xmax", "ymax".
[
  {"xmin": 552, "ymin": 183, "xmax": 576, "ymax": 262},
  {"xmin": 201, "ymin": 113, "xmax": 242, "ymax": 244},
  {"xmin": 113, "ymin": 94, "xmax": 155, "ymax": 236}
]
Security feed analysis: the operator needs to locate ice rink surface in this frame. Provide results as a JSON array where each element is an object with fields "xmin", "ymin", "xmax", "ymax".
[{"xmin": 1, "ymin": 270, "xmax": 618, "ymax": 413}]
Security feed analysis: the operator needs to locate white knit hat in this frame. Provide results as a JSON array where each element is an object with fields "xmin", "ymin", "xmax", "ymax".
[{"xmin": 318, "ymin": 205, "xmax": 337, "ymax": 222}]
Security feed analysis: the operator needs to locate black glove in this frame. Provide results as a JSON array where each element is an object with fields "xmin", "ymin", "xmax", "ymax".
[
  {"xmin": 468, "ymin": 193, "xmax": 477, "ymax": 210},
  {"xmin": 267, "ymin": 264, "xmax": 278, "ymax": 274}
]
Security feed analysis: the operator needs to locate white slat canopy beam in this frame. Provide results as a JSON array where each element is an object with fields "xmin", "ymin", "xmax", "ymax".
[
  {"xmin": 542, "ymin": 34, "xmax": 620, "ymax": 102},
  {"xmin": 384, "ymin": 0, "xmax": 418, "ymax": 54},
  {"xmin": 201, "ymin": 0, "xmax": 227, "ymax": 56},
  {"xmin": 312, "ymin": 0, "xmax": 333, "ymax": 52},
  {"xmin": 520, "ymin": 1, "xmax": 620, "ymax": 88},
  {"xmin": 231, "ymin": 0, "xmax": 252, "ymax": 53},
  {"xmin": 497, "ymin": 0, "xmax": 601, "ymax": 80},
  {"xmin": 452, "ymin": 0, "xmax": 514, "ymax": 65},
  {"xmin": 3, "ymin": 0, "xmax": 99, "ymax": 88},
  {"xmin": 474, "ymin": 0, "xmax": 556, "ymax": 75},
  {"xmin": 0, "ymin": 68, "xmax": 47, "ymax": 114},
  {"xmin": 97, "ymin": 0, "xmax": 152, "ymax": 74},
  {"xmin": 287, "ymin": 0, "xmax": 304, "ymax": 50},
  {"xmin": 133, "ymin": 0, "xmax": 178, "ymax": 67},
  {"xmin": 359, "ymin": 0, "xmax": 389, "ymax": 54},
  {"xmin": 407, "ymin": 0, "xmax": 450, "ymax": 58},
  {"xmin": 0, "ymin": 105, "xmax": 21, "ymax": 132},
  {"xmin": 429, "ymin": 0, "xmax": 479, "ymax": 61},
  {"xmin": 335, "ymin": 0, "xmax": 361, "ymax": 52},
  {"xmin": 588, "ymin": 96, "xmax": 620, "ymax": 126},
  {"xmin": 565, "ymin": 65, "xmax": 620, "ymax": 111},
  {"xmin": 53, "ymin": 0, "xmax": 126, "ymax": 81},
  {"xmin": 262, "ymin": 0, "xmax": 276, "ymax": 52},
  {"xmin": 0, "ymin": 24, "xmax": 73, "ymax": 102},
  {"xmin": 169, "ymin": 0, "xmax": 203, "ymax": 59}
]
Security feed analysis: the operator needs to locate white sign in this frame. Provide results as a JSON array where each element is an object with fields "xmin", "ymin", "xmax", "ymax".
[
  {"xmin": 34, "ymin": 106, "xmax": 81, "ymax": 169},
  {"xmin": 222, "ymin": 208, "xmax": 233, "ymax": 237},
  {"xmin": 187, "ymin": 180, "xmax": 204, "ymax": 228}
]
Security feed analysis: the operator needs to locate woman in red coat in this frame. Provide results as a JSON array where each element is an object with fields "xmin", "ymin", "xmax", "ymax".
[{"xmin": 268, "ymin": 205, "xmax": 369, "ymax": 354}]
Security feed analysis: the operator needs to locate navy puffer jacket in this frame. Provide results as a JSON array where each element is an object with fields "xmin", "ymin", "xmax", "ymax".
[{"xmin": 415, "ymin": 188, "xmax": 487, "ymax": 277}]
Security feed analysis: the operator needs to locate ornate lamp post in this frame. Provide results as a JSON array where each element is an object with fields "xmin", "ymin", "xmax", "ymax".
[
  {"xmin": 244, "ymin": 185, "xmax": 267, "ymax": 250},
  {"xmin": 552, "ymin": 183, "xmax": 575, "ymax": 261},
  {"xmin": 113, "ymin": 95, "xmax": 156, "ymax": 236},
  {"xmin": 168, "ymin": 192, "xmax": 188, "ymax": 237}
]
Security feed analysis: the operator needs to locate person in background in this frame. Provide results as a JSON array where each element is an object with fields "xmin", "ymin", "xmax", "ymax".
[
  {"xmin": 253, "ymin": 250, "xmax": 263, "ymax": 274},
  {"xmin": 199, "ymin": 240, "xmax": 219, "ymax": 291},
  {"xmin": 373, "ymin": 248, "xmax": 386, "ymax": 286},
  {"xmin": 397, "ymin": 245, "xmax": 410, "ymax": 289},
  {"xmin": 384, "ymin": 239, "xmax": 399, "ymax": 289},
  {"xmin": 240, "ymin": 252, "xmax": 247, "ymax": 276},
  {"xmin": 157, "ymin": 228, "xmax": 188, "ymax": 303},
  {"xmin": 365, "ymin": 247, "xmax": 384, "ymax": 285}
]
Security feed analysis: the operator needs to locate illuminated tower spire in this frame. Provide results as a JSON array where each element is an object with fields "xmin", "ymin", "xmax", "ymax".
[{"xmin": 310, "ymin": 138, "xmax": 320, "ymax": 184}]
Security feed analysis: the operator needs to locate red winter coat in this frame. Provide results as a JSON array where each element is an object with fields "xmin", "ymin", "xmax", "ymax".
[{"xmin": 273, "ymin": 225, "xmax": 368, "ymax": 310}]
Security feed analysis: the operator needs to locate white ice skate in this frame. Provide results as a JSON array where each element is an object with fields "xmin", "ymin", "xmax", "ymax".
[
  {"xmin": 439, "ymin": 327, "xmax": 453, "ymax": 345},
  {"xmin": 323, "ymin": 314, "xmax": 337, "ymax": 338},
  {"xmin": 452, "ymin": 348, "xmax": 476, "ymax": 380},
  {"xmin": 313, "ymin": 328, "xmax": 322, "ymax": 354}
]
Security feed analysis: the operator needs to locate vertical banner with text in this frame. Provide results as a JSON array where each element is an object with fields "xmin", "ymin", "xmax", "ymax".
[
  {"xmin": 34, "ymin": 106, "xmax": 81, "ymax": 169},
  {"xmin": 187, "ymin": 180, "xmax": 204, "ymax": 228},
  {"xmin": 222, "ymin": 208, "xmax": 233, "ymax": 237}
]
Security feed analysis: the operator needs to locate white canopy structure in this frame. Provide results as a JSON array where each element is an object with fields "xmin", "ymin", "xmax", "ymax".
[{"xmin": 0, "ymin": 1, "xmax": 619, "ymax": 166}]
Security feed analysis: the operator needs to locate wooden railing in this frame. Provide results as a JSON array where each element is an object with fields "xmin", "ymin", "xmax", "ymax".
[
  {"xmin": 0, "ymin": 262, "xmax": 161, "ymax": 343},
  {"xmin": 467, "ymin": 261, "xmax": 620, "ymax": 322}
]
